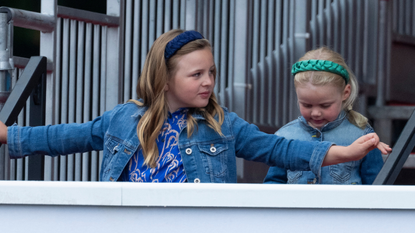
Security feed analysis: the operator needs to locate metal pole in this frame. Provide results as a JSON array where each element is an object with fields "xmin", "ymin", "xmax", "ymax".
[{"xmin": 0, "ymin": 12, "xmax": 12, "ymax": 105}]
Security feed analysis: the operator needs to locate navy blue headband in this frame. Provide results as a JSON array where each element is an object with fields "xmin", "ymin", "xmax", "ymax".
[{"xmin": 164, "ymin": 30, "xmax": 204, "ymax": 61}]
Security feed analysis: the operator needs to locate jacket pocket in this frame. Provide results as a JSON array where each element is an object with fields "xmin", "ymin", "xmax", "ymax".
[
  {"xmin": 198, "ymin": 142, "xmax": 229, "ymax": 179},
  {"xmin": 287, "ymin": 171, "xmax": 303, "ymax": 184},
  {"xmin": 329, "ymin": 161, "xmax": 354, "ymax": 184},
  {"xmin": 102, "ymin": 136, "xmax": 124, "ymax": 174}
]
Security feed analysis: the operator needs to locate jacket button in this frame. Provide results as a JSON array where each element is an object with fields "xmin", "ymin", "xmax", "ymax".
[
  {"xmin": 194, "ymin": 178, "xmax": 201, "ymax": 183},
  {"xmin": 185, "ymin": 148, "xmax": 192, "ymax": 155},
  {"xmin": 210, "ymin": 146, "xmax": 216, "ymax": 153}
]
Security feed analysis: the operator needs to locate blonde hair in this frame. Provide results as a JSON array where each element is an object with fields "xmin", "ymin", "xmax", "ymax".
[
  {"xmin": 294, "ymin": 47, "xmax": 368, "ymax": 129},
  {"xmin": 130, "ymin": 29, "xmax": 224, "ymax": 168}
]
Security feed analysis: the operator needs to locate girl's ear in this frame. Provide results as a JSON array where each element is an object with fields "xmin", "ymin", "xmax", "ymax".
[
  {"xmin": 342, "ymin": 84, "xmax": 351, "ymax": 101},
  {"xmin": 164, "ymin": 84, "xmax": 169, "ymax": 92}
]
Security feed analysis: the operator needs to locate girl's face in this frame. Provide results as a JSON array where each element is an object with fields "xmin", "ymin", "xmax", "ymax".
[
  {"xmin": 296, "ymin": 82, "xmax": 350, "ymax": 129},
  {"xmin": 165, "ymin": 48, "xmax": 215, "ymax": 113}
]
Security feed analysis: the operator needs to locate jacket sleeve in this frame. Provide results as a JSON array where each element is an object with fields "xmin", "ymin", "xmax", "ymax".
[
  {"xmin": 263, "ymin": 130, "xmax": 289, "ymax": 184},
  {"xmin": 7, "ymin": 104, "xmax": 122, "ymax": 158},
  {"xmin": 263, "ymin": 165, "xmax": 288, "ymax": 184},
  {"xmin": 360, "ymin": 149, "xmax": 384, "ymax": 184},
  {"xmin": 229, "ymin": 112, "xmax": 333, "ymax": 174}
]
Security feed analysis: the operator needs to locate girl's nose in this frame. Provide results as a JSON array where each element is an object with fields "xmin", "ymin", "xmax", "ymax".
[
  {"xmin": 202, "ymin": 74, "xmax": 214, "ymax": 86},
  {"xmin": 311, "ymin": 109, "xmax": 321, "ymax": 117}
]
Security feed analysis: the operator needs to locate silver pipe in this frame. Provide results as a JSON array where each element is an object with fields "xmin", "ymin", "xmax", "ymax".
[
  {"xmin": 57, "ymin": 6, "xmax": 119, "ymax": 27},
  {"xmin": 0, "ymin": 13, "xmax": 11, "ymax": 93},
  {"xmin": 0, "ymin": 7, "xmax": 55, "ymax": 32},
  {"xmin": 25, "ymin": 97, "xmax": 30, "ymax": 180},
  {"xmin": 16, "ymin": 73, "xmax": 24, "ymax": 180}
]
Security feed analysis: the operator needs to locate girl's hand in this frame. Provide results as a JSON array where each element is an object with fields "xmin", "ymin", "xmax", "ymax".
[
  {"xmin": 0, "ymin": 121, "xmax": 7, "ymax": 144},
  {"xmin": 323, "ymin": 133, "xmax": 391, "ymax": 166}
]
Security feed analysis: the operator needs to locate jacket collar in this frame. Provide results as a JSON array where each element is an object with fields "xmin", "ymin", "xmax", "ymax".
[{"xmin": 299, "ymin": 110, "xmax": 347, "ymax": 132}]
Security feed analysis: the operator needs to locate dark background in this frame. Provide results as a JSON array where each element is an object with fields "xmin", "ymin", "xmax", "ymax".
[{"xmin": 1, "ymin": 0, "xmax": 106, "ymax": 58}]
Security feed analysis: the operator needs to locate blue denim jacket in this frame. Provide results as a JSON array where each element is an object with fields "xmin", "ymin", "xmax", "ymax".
[
  {"xmin": 7, "ymin": 102, "xmax": 334, "ymax": 183},
  {"xmin": 264, "ymin": 111, "xmax": 384, "ymax": 185}
]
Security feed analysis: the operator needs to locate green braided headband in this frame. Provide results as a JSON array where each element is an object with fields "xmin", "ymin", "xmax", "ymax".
[{"xmin": 291, "ymin": 59, "xmax": 349, "ymax": 84}]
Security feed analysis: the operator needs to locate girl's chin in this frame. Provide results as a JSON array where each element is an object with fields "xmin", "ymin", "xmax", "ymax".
[{"xmin": 308, "ymin": 121, "xmax": 326, "ymax": 129}]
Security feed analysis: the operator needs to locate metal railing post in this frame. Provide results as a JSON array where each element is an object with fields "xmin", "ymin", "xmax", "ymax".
[{"xmin": 373, "ymin": 109, "xmax": 415, "ymax": 185}]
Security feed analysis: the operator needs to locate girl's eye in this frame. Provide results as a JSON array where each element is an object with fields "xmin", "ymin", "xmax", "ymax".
[
  {"xmin": 302, "ymin": 104, "xmax": 312, "ymax": 108},
  {"xmin": 193, "ymin": 72, "xmax": 201, "ymax": 77},
  {"xmin": 321, "ymin": 105, "xmax": 331, "ymax": 109}
]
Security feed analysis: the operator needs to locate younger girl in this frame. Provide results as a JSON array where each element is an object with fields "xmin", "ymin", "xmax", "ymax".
[
  {"xmin": 264, "ymin": 47, "xmax": 384, "ymax": 185},
  {"xmin": 0, "ymin": 30, "xmax": 390, "ymax": 183}
]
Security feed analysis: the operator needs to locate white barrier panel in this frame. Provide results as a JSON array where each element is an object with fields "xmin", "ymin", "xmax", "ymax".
[{"xmin": 1, "ymin": 181, "xmax": 415, "ymax": 232}]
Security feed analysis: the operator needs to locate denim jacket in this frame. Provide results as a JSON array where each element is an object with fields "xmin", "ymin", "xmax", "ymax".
[
  {"xmin": 7, "ymin": 102, "xmax": 334, "ymax": 183},
  {"xmin": 264, "ymin": 111, "xmax": 384, "ymax": 185}
]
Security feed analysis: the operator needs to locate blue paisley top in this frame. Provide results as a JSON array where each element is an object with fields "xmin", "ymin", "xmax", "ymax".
[{"xmin": 119, "ymin": 108, "xmax": 188, "ymax": 182}]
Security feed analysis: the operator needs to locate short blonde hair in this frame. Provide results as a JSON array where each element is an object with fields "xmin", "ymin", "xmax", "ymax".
[{"xmin": 294, "ymin": 47, "xmax": 367, "ymax": 129}]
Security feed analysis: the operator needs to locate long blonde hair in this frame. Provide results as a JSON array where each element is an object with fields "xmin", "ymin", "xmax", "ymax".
[
  {"xmin": 294, "ymin": 47, "xmax": 368, "ymax": 129},
  {"xmin": 131, "ymin": 29, "xmax": 224, "ymax": 167}
]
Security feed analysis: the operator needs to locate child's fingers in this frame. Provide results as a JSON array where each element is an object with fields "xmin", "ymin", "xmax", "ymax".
[{"xmin": 377, "ymin": 142, "xmax": 392, "ymax": 155}]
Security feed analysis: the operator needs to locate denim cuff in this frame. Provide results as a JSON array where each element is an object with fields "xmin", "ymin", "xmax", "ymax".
[
  {"xmin": 7, "ymin": 124, "xmax": 24, "ymax": 158},
  {"xmin": 310, "ymin": 141, "xmax": 334, "ymax": 183}
]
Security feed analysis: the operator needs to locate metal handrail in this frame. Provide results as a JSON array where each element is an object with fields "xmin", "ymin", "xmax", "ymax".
[
  {"xmin": 0, "ymin": 56, "xmax": 47, "ymax": 126},
  {"xmin": 373, "ymin": 109, "xmax": 415, "ymax": 185},
  {"xmin": 57, "ymin": 6, "xmax": 119, "ymax": 27},
  {"xmin": 0, "ymin": 7, "xmax": 55, "ymax": 32}
]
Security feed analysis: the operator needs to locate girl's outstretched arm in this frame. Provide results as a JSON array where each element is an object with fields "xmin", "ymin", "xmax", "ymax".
[
  {"xmin": 0, "ymin": 121, "xmax": 7, "ymax": 144},
  {"xmin": 323, "ymin": 133, "xmax": 391, "ymax": 166}
]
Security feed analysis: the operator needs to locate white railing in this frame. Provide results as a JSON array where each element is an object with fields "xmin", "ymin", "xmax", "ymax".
[{"xmin": 1, "ymin": 181, "xmax": 415, "ymax": 232}]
